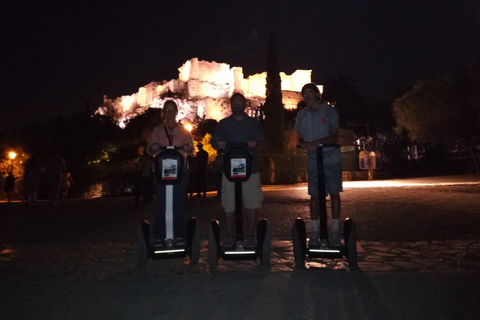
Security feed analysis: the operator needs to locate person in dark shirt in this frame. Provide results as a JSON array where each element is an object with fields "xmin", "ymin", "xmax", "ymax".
[{"xmin": 195, "ymin": 142, "xmax": 209, "ymax": 198}]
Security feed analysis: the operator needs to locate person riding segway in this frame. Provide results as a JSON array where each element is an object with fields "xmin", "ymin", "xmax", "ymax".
[
  {"xmin": 209, "ymin": 93, "xmax": 270, "ymax": 270},
  {"xmin": 137, "ymin": 101, "xmax": 200, "ymax": 267}
]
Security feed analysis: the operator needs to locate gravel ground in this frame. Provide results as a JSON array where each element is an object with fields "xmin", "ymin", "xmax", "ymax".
[{"xmin": 1, "ymin": 175, "xmax": 480, "ymax": 319}]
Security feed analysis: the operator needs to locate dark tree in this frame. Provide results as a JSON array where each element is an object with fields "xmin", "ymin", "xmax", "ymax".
[
  {"xmin": 322, "ymin": 75, "xmax": 367, "ymax": 127},
  {"xmin": 393, "ymin": 63, "xmax": 480, "ymax": 173},
  {"xmin": 263, "ymin": 32, "xmax": 284, "ymax": 153}
]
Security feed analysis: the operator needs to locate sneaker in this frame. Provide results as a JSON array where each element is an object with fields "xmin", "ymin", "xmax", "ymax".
[
  {"xmin": 224, "ymin": 235, "xmax": 235, "ymax": 247},
  {"xmin": 175, "ymin": 238, "xmax": 186, "ymax": 247},
  {"xmin": 308, "ymin": 232, "xmax": 319, "ymax": 247},
  {"xmin": 245, "ymin": 236, "xmax": 257, "ymax": 248},
  {"xmin": 153, "ymin": 239, "xmax": 165, "ymax": 247},
  {"xmin": 330, "ymin": 230, "xmax": 341, "ymax": 247}
]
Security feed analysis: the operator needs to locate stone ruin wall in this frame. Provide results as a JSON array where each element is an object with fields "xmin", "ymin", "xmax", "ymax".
[
  {"xmin": 98, "ymin": 58, "xmax": 317, "ymax": 127},
  {"xmin": 178, "ymin": 58, "xmax": 244, "ymax": 99}
]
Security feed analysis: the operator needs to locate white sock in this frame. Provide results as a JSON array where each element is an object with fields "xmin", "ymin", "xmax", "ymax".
[
  {"xmin": 332, "ymin": 219, "xmax": 340, "ymax": 232},
  {"xmin": 311, "ymin": 220, "xmax": 319, "ymax": 233}
]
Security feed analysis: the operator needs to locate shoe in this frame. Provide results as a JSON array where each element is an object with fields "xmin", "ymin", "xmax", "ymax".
[
  {"xmin": 330, "ymin": 230, "xmax": 341, "ymax": 247},
  {"xmin": 308, "ymin": 232, "xmax": 319, "ymax": 247},
  {"xmin": 153, "ymin": 239, "xmax": 165, "ymax": 247},
  {"xmin": 245, "ymin": 236, "xmax": 257, "ymax": 248},
  {"xmin": 175, "ymin": 238, "xmax": 186, "ymax": 247},
  {"xmin": 224, "ymin": 235, "xmax": 235, "ymax": 247}
]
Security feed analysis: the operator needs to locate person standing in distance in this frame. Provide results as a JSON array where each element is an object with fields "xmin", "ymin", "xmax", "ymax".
[
  {"xmin": 295, "ymin": 83, "xmax": 343, "ymax": 247},
  {"xmin": 211, "ymin": 93, "xmax": 264, "ymax": 248},
  {"xmin": 194, "ymin": 142, "xmax": 208, "ymax": 198}
]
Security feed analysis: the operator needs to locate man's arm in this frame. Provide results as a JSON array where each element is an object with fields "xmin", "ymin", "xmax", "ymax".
[
  {"xmin": 211, "ymin": 121, "xmax": 226, "ymax": 150},
  {"xmin": 299, "ymin": 128, "xmax": 339, "ymax": 152}
]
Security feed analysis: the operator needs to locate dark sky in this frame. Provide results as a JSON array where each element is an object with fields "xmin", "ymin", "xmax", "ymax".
[{"xmin": 2, "ymin": 0, "xmax": 479, "ymax": 133}]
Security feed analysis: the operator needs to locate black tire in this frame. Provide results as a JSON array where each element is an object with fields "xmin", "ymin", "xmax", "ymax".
[
  {"xmin": 187, "ymin": 218, "xmax": 200, "ymax": 265},
  {"xmin": 257, "ymin": 219, "xmax": 271, "ymax": 266},
  {"xmin": 208, "ymin": 220, "xmax": 219, "ymax": 270},
  {"xmin": 137, "ymin": 222, "xmax": 149, "ymax": 268},
  {"xmin": 344, "ymin": 218, "xmax": 360, "ymax": 270},
  {"xmin": 293, "ymin": 218, "xmax": 306, "ymax": 269}
]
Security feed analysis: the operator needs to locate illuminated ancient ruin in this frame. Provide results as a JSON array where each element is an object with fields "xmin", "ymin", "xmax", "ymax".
[{"xmin": 96, "ymin": 58, "xmax": 322, "ymax": 128}]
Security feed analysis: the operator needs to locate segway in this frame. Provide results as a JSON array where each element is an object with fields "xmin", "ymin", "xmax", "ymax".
[
  {"xmin": 137, "ymin": 145, "xmax": 200, "ymax": 268},
  {"xmin": 293, "ymin": 143, "xmax": 359, "ymax": 270},
  {"xmin": 208, "ymin": 143, "xmax": 270, "ymax": 270}
]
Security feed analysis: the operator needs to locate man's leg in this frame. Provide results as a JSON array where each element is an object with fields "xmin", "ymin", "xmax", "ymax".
[
  {"xmin": 245, "ymin": 209, "xmax": 257, "ymax": 237},
  {"xmin": 224, "ymin": 211, "xmax": 235, "ymax": 246},
  {"xmin": 309, "ymin": 196, "xmax": 320, "ymax": 245},
  {"xmin": 310, "ymin": 196, "xmax": 319, "ymax": 220},
  {"xmin": 330, "ymin": 193, "xmax": 341, "ymax": 246},
  {"xmin": 331, "ymin": 194, "xmax": 341, "ymax": 220}
]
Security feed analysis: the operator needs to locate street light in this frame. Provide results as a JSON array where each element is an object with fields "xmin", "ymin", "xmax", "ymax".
[
  {"xmin": 184, "ymin": 123, "xmax": 193, "ymax": 132},
  {"xmin": 9, "ymin": 151, "xmax": 17, "ymax": 160}
]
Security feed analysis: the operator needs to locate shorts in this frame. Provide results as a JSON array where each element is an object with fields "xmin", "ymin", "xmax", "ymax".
[
  {"xmin": 221, "ymin": 172, "xmax": 263, "ymax": 212},
  {"xmin": 307, "ymin": 160, "xmax": 343, "ymax": 197}
]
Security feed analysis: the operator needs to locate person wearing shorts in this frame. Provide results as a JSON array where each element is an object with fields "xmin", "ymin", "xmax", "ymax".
[
  {"xmin": 211, "ymin": 93, "xmax": 264, "ymax": 248},
  {"xmin": 295, "ymin": 83, "xmax": 343, "ymax": 247}
]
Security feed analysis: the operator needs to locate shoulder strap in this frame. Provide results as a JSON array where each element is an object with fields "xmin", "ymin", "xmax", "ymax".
[{"xmin": 164, "ymin": 126, "xmax": 173, "ymax": 146}]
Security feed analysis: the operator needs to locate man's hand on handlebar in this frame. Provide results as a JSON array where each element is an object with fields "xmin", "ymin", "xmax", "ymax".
[{"xmin": 299, "ymin": 141, "xmax": 318, "ymax": 152}]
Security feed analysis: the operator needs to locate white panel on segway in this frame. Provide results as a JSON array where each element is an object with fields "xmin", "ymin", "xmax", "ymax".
[
  {"xmin": 230, "ymin": 158, "xmax": 247, "ymax": 178},
  {"xmin": 162, "ymin": 158, "xmax": 178, "ymax": 180}
]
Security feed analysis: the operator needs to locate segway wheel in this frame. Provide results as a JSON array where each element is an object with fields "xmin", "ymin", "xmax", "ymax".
[
  {"xmin": 293, "ymin": 218, "xmax": 306, "ymax": 268},
  {"xmin": 137, "ymin": 221, "xmax": 149, "ymax": 268},
  {"xmin": 257, "ymin": 219, "xmax": 271, "ymax": 266},
  {"xmin": 208, "ymin": 220, "xmax": 220, "ymax": 270},
  {"xmin": 344, "ymin": 218, "xmax": 360, "ymax": 270},
  {"xmin": 187, "ymin": 218, "xmax": 200, "ymax": 265}
]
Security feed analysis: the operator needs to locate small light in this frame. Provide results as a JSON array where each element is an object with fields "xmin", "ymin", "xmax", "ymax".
[
  {"xmin": 9, "ymin": 151, "xmax": 17, "ymax": 160},
  {"xmin": 184, "ymin": 123, "xmax": 193, "ymax": 132}
]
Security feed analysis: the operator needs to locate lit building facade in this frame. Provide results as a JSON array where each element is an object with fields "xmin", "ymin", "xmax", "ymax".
[{"xmin": 96, "ymin": 58, "xmax": 322, "ymax": 128}]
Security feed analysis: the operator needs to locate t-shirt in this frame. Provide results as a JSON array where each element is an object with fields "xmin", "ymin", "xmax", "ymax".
[
  {"xmin": 147, "ymin": 124, "xmax": 194, "ymax": 168},
  {"xmin": 295, "ymin": 103, "xmax": 342, "ymax": 165},
  {"xmin": 211, "ymin": 114, "xmax": 264, "ymax": 173}
]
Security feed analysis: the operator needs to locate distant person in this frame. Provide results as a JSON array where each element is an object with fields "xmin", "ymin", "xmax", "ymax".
[
  {"xmin": 60, "ymin": 172, "xmax": 75, "ymax": 199},
  {"xmin": 186, "ymin": 154, "xmax": 196, "ymax": 198},
  {"xmin": 213, "ymin": 149, "xmax": 224, "ymax": 199},
  {"xmin": 195, "ymin": 142, "xmax": 208, "ymax": 198},
  {"xmin": 295, "ymin": 83, "xmax": 343, "ymax": 247},
  {"xmin": 0, "ymin": 172, "xmax": 5, "ymax": 198},
  {"xmin": 45, "ymin": 152, "xmax": 66, "ymax": 205},
  {"xmin": 4, "ymin": 171, "xmax": 16, "ymax": 203},
  {"xmin": 134, "ymin": 149, "xmax": 154, "ymax": 203},
  {"xmin": 147, "ymin": 100, "xmax": 194, "ymax": 247},
  {"xmin": 211, "ymin": 93, "xmax": 264, "ymax": 248},
  {"xmin": 23, "ymin": 156, "xmax": 41, "ymax": 206}
]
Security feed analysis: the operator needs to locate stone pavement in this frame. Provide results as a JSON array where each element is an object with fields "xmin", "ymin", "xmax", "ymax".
[
  {"xmin": 2, "ymin": 238, "xmax": 479, "ymax": 283},
  {"xmin": 1, "ymin": 174, "xmax": 480, "ymax": 280},
  {"xmin": 1, "ymin": 175, "xmax": 480, "ymax": 319}
]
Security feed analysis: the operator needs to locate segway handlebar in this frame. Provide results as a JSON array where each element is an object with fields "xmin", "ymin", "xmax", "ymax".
[
  {"xmin": 150, "ymin": 143, "xmax": 192, "ymax": 157},
  {"xmin": 297, "ymin": 143, "xmax": 341, "ymax": 149}
]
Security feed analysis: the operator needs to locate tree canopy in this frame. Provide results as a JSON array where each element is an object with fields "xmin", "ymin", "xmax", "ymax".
[{"xmin": 393, "ymin": 63, "xmax": 480, "ymax": 172}]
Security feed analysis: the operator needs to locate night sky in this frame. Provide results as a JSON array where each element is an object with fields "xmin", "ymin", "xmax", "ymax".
[{"xmin": 2, "ymin": 0, "xmax": 479, "ymax": 133}]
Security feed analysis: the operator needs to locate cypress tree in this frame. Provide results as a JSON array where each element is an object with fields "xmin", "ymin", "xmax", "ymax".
[{"xmin": 263, "ymin": 32, "xmax": 284, "ymax": 153}]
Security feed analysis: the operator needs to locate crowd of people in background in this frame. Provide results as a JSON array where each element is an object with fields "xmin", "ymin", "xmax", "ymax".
[{"xmin": 0, "ymin": 152, "xmax": 74, "ymax": 206}]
